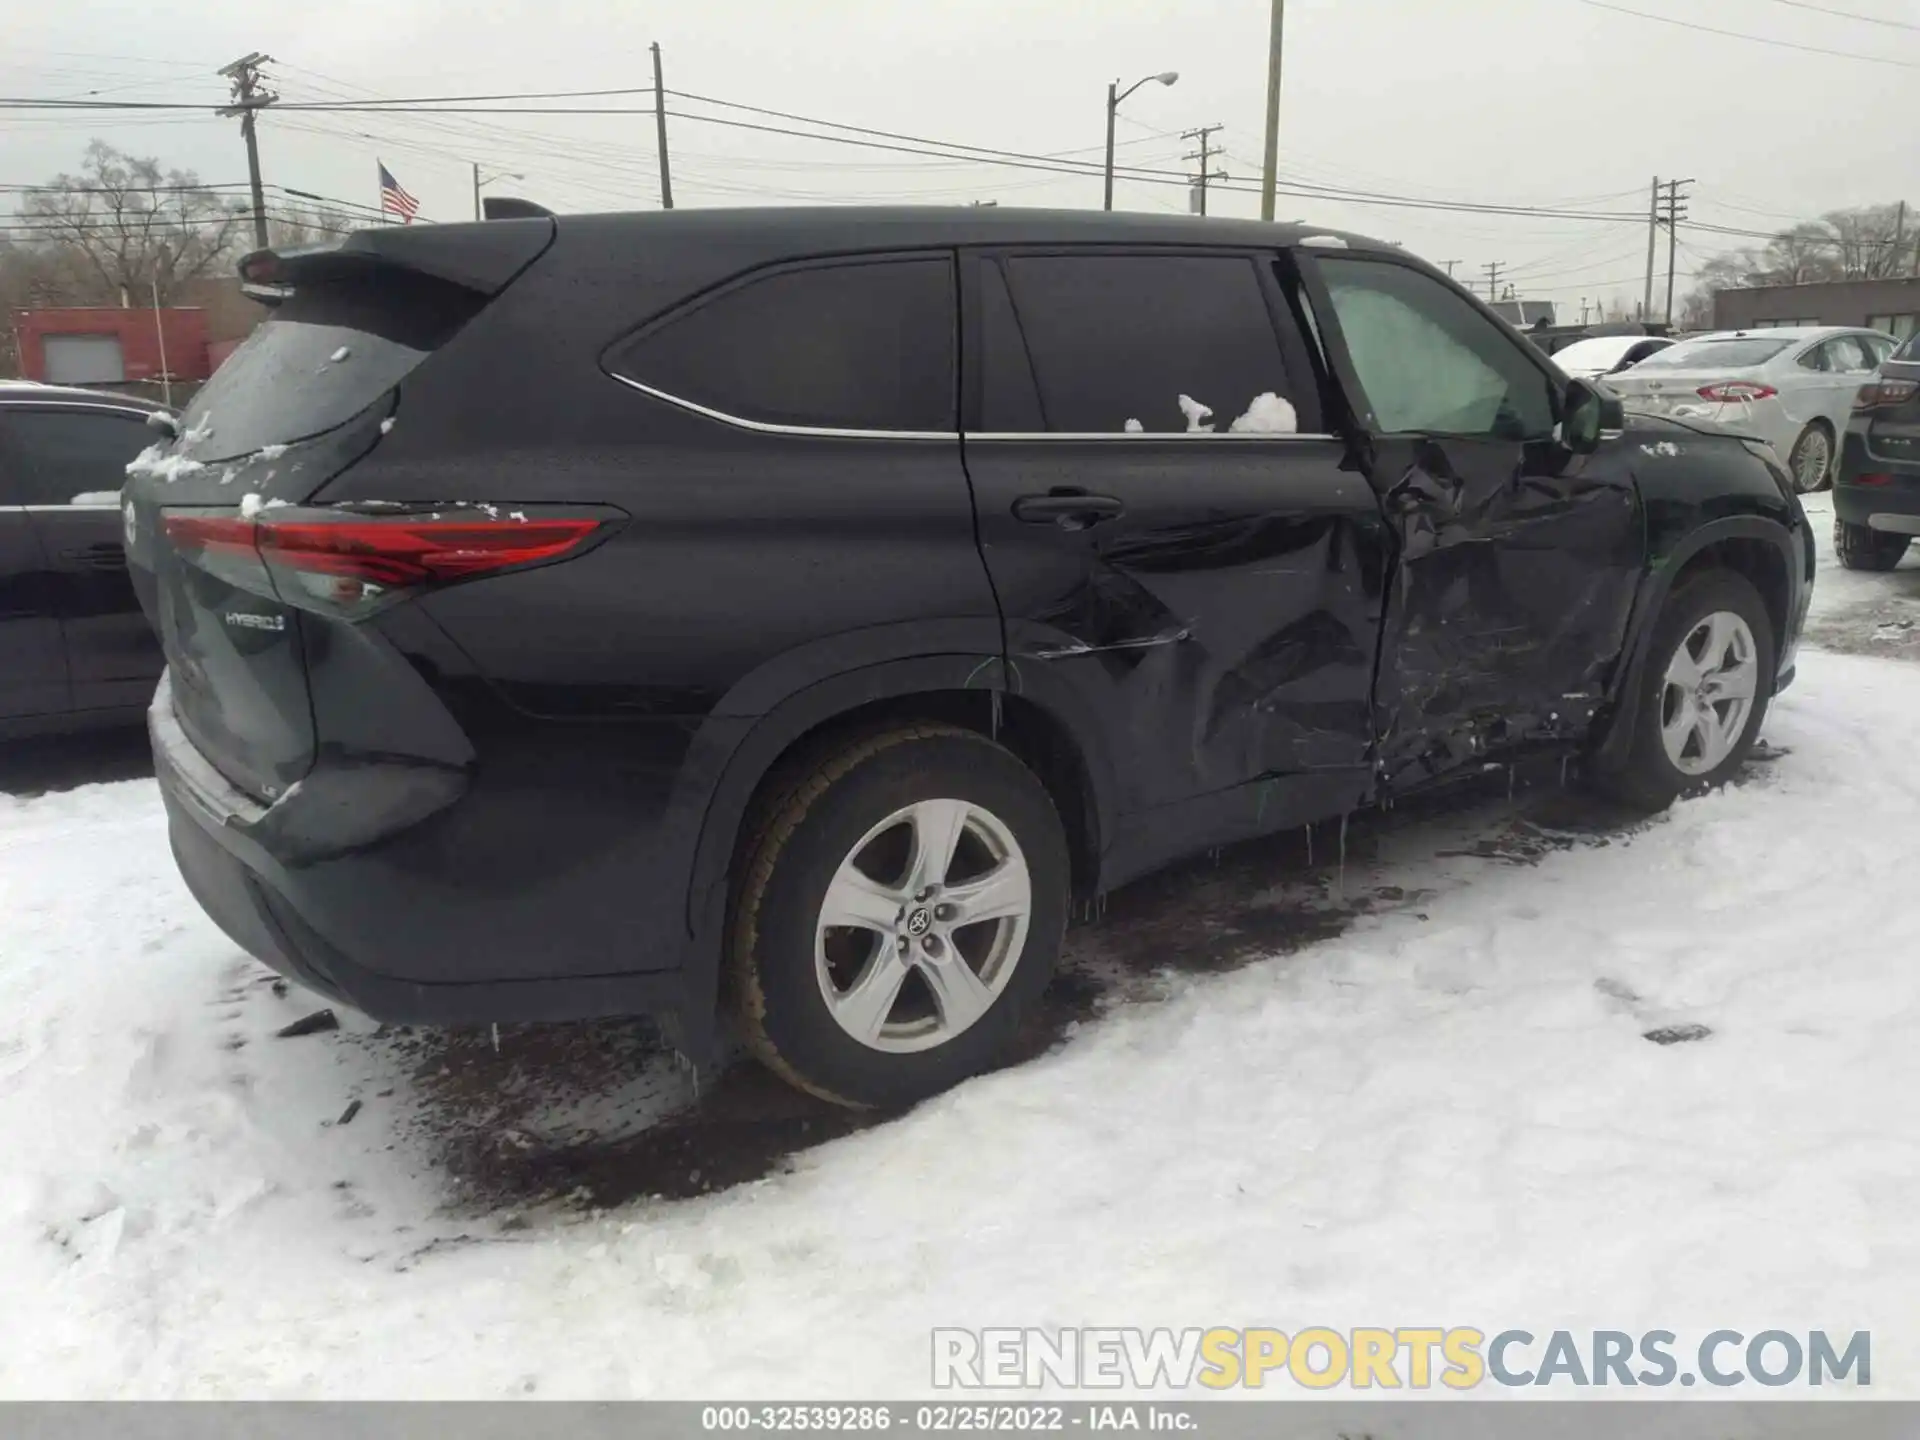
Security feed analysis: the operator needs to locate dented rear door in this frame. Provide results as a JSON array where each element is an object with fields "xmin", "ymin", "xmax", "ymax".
[
  {"xmin": 958, "ymin": 248, "xmax": 1388, "ymax": 825},
  {"xmin": 1295, "ymin": 248, "xmax": 1643, "ymax": 793}
]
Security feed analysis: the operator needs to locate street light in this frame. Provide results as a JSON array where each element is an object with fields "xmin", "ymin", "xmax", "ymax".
[
  {"xmin": 471, "ymin": 163, "xmax": 525, "ymax": 221},
  {"xmin": 1104, "ymin": 70, "xmax": 1179, "ymax": 212}
]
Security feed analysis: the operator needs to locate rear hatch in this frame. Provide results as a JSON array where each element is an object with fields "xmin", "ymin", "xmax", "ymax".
[{"xmin": 124, "ymin": 220, "xmax": 554, "ymax": 801}]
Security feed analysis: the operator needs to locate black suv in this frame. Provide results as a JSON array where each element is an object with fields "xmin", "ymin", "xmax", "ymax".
[
  {"xmin": 2, "ymin": 382, "xmax": 166, "ymax": 737},
  {"xmin": 125, "ymin": 209, "xmax": 1812, "ymax": 1108},
  {"xmin": 1836, "ymin": 330, "xmax": 1920, "ymax": 570}
]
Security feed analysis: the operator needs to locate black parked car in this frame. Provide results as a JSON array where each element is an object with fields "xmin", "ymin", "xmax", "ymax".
[
  {"xmin": 1, "ymin": 382, "xmax": 166, "ymax": 737},
  {"xmin": 1835, "ymin": 331, "xmax": 1920, "ymax": 571},
  {"xmin": 125, "ymin": 209, "xmax": 1812, "ymax": 1109}
]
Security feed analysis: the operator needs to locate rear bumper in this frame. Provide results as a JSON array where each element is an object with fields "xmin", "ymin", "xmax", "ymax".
[
  {"xmin": 1835, "ymin": 428, "xmax": 1920, "ymax": 529},
  {"xmin": 151, "ymin": 672, "xmax": 699, "ymax": 1036}
]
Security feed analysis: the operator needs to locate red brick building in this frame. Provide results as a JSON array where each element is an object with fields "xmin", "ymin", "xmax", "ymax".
[{"xmin": 13, "ymin": 305, "xmax": 211, "ymax": 389}]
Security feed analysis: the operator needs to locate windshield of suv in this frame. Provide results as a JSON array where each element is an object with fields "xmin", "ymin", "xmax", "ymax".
[{"xmin": 1634, "ymin": 337, "xmax": 1793, "ymax": 371}]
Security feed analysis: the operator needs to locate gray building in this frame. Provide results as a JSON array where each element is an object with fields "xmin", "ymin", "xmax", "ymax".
[{"xmin": 1714, "ymin": 277, "xmax": 1920, "ymax": 342}]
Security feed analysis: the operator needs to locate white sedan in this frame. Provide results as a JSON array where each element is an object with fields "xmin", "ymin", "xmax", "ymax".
[
  {"xmin": 1550, "ymin": 333, "xmax": 1675, "ymax": 379},
  {"xmin": 1604, "ymin": 326, "xmax": 1898, "ymax": 492}
]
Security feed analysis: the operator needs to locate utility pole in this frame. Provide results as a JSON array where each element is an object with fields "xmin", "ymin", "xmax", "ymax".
[
  {"xmin": 1441, "ymin": 260, "xmax": 1460, "ymax": 279},
  {"xmin": 1258, "ymin": 0, "xmax": 1286, "ymax": 220},
  {"xmin": 1641, "ymin": 175, "xmax": 1660, "ymax": 323},
  {"xmin": 1663, "ymin": 178, "xmax": 1693, "ymax": 327},
  {"xmin": 650, "ymin": 42, "xmax": 674, "ymax": 210},
  {"xmin": 1891, "ymin": 200, "xmax": 1907, "ymax": 277},
  {"xmin": 1483, "ymin": 260, "xmax": 1503, "ymax": 304},
  {"xmin": 1181, "ymin": 125, "xmax": 1227, "ymax": 217},
  {"xmin": 217, "ymin": 52, "xmax": 277, "ymax": 251},
  {"xmin": 472, "ymin": 162, "xmax": 482, "ymax": 222}
]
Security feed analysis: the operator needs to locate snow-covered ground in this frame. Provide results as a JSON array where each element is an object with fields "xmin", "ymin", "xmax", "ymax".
[{"xmin": 4, "ymin": 510, "xmax": 1919, "ymax": 1399}]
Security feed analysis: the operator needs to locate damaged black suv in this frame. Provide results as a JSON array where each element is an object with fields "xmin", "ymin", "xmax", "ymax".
[{"xmin": 125, "ymin": 207, "xmax": 1811, "ymax": 1109}]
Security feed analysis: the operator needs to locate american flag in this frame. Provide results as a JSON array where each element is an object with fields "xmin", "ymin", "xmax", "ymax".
[{"xmin": 378, "ymin": 161, "xmax": 420, "ymax": 223}]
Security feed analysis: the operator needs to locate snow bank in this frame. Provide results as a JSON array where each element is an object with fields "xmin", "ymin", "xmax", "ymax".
[{"xmin": 3, "ymin": 651, "xmax": 1919, "ymax": 1397}]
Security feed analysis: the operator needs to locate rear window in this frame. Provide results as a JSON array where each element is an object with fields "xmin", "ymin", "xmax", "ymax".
[
  {"xmin": 610, "ymin": 256, "xmax": 956, "ymax": 433},
  {"xmin": 1896, "ymin": 334, "xmax": 1920, "ymax": 363},
  {"xmin": 176, "ymin": 271, "xmax": 482, "ymax": 462},
  {"xmin": 1635, "ymin": 337, "xmax": 1792, "ymax": 370}
]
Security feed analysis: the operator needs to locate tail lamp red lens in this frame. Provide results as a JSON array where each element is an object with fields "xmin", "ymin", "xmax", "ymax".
[
  {"xmin": 1854, "ymin": 379, "xmax": 1920, "ymax": 412},
  {"xmin": 1696, "ymin": 382, "xmax": 1778, "ymax": 403},
  {"xmin": 162, "ymin": 511, "xmax": 604, "ymax": 618}
]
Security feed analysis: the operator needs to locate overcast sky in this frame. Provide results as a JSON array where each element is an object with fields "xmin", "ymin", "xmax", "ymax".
[{"xmin": 6, "ymin": 0, "xmax": 1916, "ymax": 319}]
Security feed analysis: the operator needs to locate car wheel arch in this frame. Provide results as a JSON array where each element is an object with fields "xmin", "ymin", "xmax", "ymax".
[
  {"xmin": 1590, "ymin": 515, "xmax": 1799, "ymax": 771},
  {"xmin": 678, "ymin": 656, "xmax": 1120, "ymax": 1031}
]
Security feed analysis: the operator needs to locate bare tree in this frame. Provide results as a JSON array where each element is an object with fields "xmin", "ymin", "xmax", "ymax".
[
  {"xmin": 17, "ymin": 140, "xmax": 249, "ymax": 307},
  {"xmin": 267, "ymin": 203, "xmax": 369, "ymax": 249},
  {"xmin": 1677, "ymin": 200, "xmax": 1919, "ymax": 328}
]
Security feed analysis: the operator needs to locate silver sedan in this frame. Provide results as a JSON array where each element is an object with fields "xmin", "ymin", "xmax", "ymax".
[{"xmin": 1604, "ymin": 326, "xmax": 1898, "ymax": 491}]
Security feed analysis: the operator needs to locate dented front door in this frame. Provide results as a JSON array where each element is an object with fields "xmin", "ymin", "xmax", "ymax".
[
  {"xmin": 958, "ymin": 248, "xmax": 1389, "ymax": 821},
  {"xmin": 1296, "ymin": 249, "xmax": 1643, "ymax": 792}
]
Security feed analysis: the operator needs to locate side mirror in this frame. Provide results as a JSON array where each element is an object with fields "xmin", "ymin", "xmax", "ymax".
[{"xmin": 1562, "ymin": 377, "xmax": 1624, "ymax": 453}]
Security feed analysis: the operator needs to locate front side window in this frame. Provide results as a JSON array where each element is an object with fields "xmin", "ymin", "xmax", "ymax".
[
  {"xmin": 0, "ymin": 408, "xmax": 154, "ymax": 505},
  {"xmin": 1316, "ymin": 257, "xmax": 1555, "ymax": 441},
  {"xmin": 991, "ymin": 254, "xmax": 1301, "ymax": 435},
  {"xmin": 612, "ymin": 257, "xmax": 955, "ymax": 433}
]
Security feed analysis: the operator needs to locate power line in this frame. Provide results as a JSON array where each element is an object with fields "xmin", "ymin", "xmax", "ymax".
[
  {"xmin": 0, "ymin": 85, "xmax": 658, "ymax": 111},
  {"xmin": 658, "ymin": 108, "xmax": 1651, "ymax": 222},
  {"xmin": 1570, "ymin": 0, "xmax": 1920, "ymax": 68},
  {"xmin": 1753, "ymin": 0, "xmax": 1920, "ymax": 31}
]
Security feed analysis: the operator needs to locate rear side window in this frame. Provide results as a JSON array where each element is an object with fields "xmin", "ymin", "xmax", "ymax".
[
  {"xmin": 0, "ymin": 407, "xmax": 153, "ymax": 505},
  {"xmin": 992, "ymin": 254, "xmax": 1298, "ymax": 434},
  {"xmin": 613, "ymin": 257, "xmax": 956, "ymax": 433},
  {"xmin": 1898, "ymin": 334, "xmax": 1920, "ymax": 362},
  {"xmin": 179, "ymin": 271, "xmax": 483, "ymax": 463}
]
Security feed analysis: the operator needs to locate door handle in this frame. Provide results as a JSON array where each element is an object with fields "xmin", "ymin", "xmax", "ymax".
[
  {"xmin": 1011, "ymin": 490, "xmax": 1126, "ymax": 530},
  {"xmin": 59, "ymin": 545, "xmax": 126, "ymax": 571}
]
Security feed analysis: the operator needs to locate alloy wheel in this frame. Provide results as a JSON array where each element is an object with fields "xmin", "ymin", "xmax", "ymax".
[
  {"xmin": 1658, "ymin": 610, "xmax": 1760, "ymax": 776},
  {"xmin": 1790, "ymin": 428, "xmax": 1830, "ymax": 493},
  {"xmin": 814, "ymin": 798, "xmax": 1033, "ymax": 1054}
]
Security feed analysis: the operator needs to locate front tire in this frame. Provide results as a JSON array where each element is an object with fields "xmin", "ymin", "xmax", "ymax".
[
  {"xmin": 1835, "ymin": 517, "xmax": 1911, "ymax": 572},
  {"xmin": 1787, "ymin": 423, "xmax": 1834, "ymax": 493},
  {"xmin": 730, "ymin": 724, "xmax": 1069, "ymax": 1109},
  {"xmin": 1591, "ymin": 570, "xmax": 1776, "ymax": 811}
]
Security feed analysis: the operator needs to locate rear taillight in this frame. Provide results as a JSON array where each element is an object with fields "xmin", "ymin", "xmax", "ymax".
[
  {"xmin": 1854, "ymin": 473, "xmax": 1894, "ymax": 487},
  {"xmin": 1854, "ymin": 379, "xmax": 1920, "ymax": 411},
  {"xmin": 162, "ymin": 508, "xmax": 609, "ymax": 618},
  {"xmin": 1697, "ymin": 382, "xmax": 1778, "ymax": 403}
]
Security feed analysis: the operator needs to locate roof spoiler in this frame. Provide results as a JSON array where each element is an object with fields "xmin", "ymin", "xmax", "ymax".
[{"xmin": 237, "ymin": 213, "xmax": 556, "ymax": 306}]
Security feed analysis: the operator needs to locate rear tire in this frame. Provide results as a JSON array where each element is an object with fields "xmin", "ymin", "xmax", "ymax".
[
  {"xmin": 729, "ymin": 724, "xmax": 1069, "ymax": 1110},
  {"xmin": 1834, "ymin": 517, "xmax": 1911, "ymax": 572},
  {"xmin": 1590, "ymin": 570, "xmax": 1776, "ymax": 812},
  {"xmin": 1787, "ymin": 422, "xmax": 1834, "ymax": 493}
]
